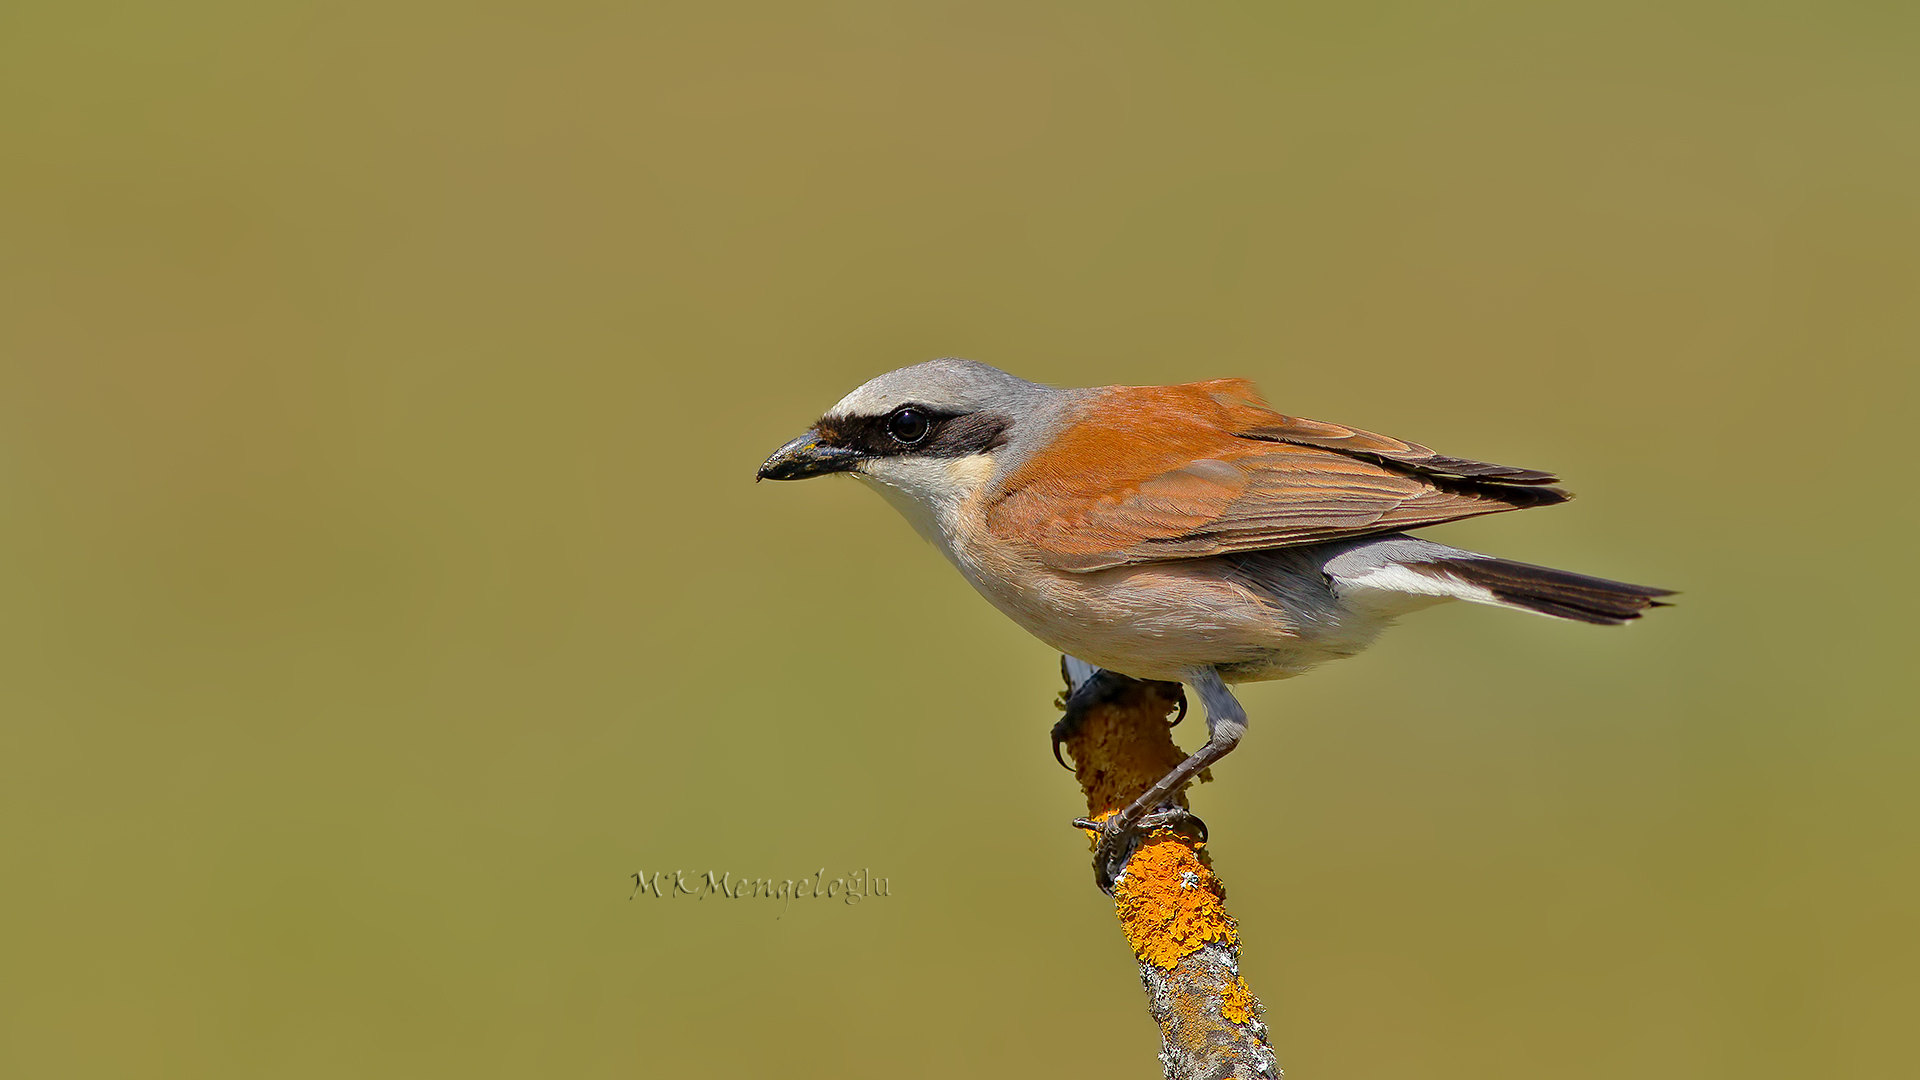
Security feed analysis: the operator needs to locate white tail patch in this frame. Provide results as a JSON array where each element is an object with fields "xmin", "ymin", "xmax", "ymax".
[{"xmin": 1336, "ymin": 563, "xmax": 1500, "ymax": 609}]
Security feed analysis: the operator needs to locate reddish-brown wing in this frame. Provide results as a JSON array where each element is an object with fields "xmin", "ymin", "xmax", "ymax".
[{"xmin": 986, "ymin": 380, "xmax": 1568, "ymax": 572}]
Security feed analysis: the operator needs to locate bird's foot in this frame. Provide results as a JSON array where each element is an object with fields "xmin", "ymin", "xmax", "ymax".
[
  {"xmin": 1051, "ymin": 666, "xmax": 1188, "ymax": 770},
  {"xmin": 1051, "ymin": 666, "xmax": 1138, "ymax": 770},
  {"xmin": 1072, "ymin": 804, "xmax": 1209, "ymax": 893}
]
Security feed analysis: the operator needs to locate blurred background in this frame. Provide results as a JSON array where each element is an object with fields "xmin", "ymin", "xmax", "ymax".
[{"xmin": 2, "ymin": 3, "xmax": 1915, "ymax": 1077}]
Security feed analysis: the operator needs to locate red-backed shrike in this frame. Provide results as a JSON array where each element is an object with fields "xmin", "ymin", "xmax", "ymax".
[{"xmin": 760, "ymin": 358, "xmax": 1669, "ymax": 889}]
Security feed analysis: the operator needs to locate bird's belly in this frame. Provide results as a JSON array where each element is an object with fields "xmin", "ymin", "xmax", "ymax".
[{"xmin": 949, "ymin": 545, "xmax": 1384, "ymax": 684}]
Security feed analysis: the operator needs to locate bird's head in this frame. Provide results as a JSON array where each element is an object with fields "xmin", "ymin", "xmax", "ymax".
[{"xmin": 758, "ymin": 359, "xmax": 1061, "ymax": 535}]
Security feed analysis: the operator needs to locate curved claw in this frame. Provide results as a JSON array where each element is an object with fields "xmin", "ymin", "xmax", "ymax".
[
  {"xmin": 1091, "ymin": 823, "xmax": 1129, "ymax": 893},
  {"xmin": 1049, "ymin": 709, "xmax": 1083, "ymax": 771},
  {"xmin": 1182, "ymin": 811, "xmax": 1208, "ymax": 844},
  {"xmin": 1169, "ymin": 686, "xmax": 1188, "ymax": 728}
]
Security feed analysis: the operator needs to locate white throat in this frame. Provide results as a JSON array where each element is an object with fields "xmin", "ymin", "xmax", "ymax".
[{"xmin": 855, "ymin": 454, "xmax": 998, "ymax": 560}]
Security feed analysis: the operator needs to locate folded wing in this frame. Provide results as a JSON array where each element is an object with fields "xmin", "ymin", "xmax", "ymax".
[{"xmin": 987, "ymin": 380, "xmax": 1570, "ymax": 573}]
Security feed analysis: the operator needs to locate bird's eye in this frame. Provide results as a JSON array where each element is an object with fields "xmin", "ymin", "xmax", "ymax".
[{"xmin": 887, "ymin": 407, "xmax": 932, "ymax": 446}]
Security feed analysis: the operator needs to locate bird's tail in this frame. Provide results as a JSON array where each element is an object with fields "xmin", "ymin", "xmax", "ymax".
[
  {"xmin": 1323, "ymin": 536, "xmax": 1674, "ymax": 625},
  {"xmin": 1419, "ymin": 554, "xmax": 1673, "ymax": 625}
]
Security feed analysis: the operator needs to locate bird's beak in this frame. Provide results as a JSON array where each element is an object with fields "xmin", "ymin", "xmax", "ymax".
[{"xmin": 757, "ymin": 430, "xmax": 861, "ymax": 481}]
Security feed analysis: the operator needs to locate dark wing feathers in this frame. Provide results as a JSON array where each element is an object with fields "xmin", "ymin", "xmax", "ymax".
[
  {"xmin": 988, "ymin": 380, "xmax": 1569, "ymax": 573},
  {"xmin": 1233, "ymin": 414, "xmax": 1562, "ymax": 484},
  {"xmin": 1199, "ymin": 378, "xmax": 1560, "ymax": 485}
]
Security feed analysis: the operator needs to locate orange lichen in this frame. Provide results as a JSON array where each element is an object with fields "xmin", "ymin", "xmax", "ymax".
[
  {"xmin": 1218, "ymin": 975, "xmax": 1259, "ymax": 1025},
  {"xmin": 1112, "ymin": 830, "xmax": 1237, "ymax": 969}
]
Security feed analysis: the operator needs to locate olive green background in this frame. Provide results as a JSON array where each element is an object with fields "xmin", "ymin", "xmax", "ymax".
[{"xmin": 2, "ymin": 3, "xmax": 1915, "ymax": 1077}]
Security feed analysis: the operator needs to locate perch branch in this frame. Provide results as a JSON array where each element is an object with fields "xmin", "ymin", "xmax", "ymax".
[{"xmin": 1057, "ymin": 656, "xmax": 1280, "ymax": 1080}]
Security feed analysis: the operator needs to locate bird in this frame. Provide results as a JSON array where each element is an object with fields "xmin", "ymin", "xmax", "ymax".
[{"xmin": 757, "ymin": 358, "xmax": 1670, "ymax": 890}]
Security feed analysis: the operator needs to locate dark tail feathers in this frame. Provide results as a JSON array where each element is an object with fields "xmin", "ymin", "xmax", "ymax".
[{"xmin": 1431, "ymin": 557, "xmax": 1674, "ymax": 625}]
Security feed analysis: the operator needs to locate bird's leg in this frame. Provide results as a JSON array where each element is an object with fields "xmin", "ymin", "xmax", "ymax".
[{"xmin": 1079, "ymin": 667, "xmax": 1246, "ymax": 892}]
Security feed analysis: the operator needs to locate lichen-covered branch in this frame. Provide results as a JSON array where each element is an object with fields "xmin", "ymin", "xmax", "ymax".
[{"xmin": 1058, "ymin": 657, "xmax": 1280, "ymax": 1080}]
